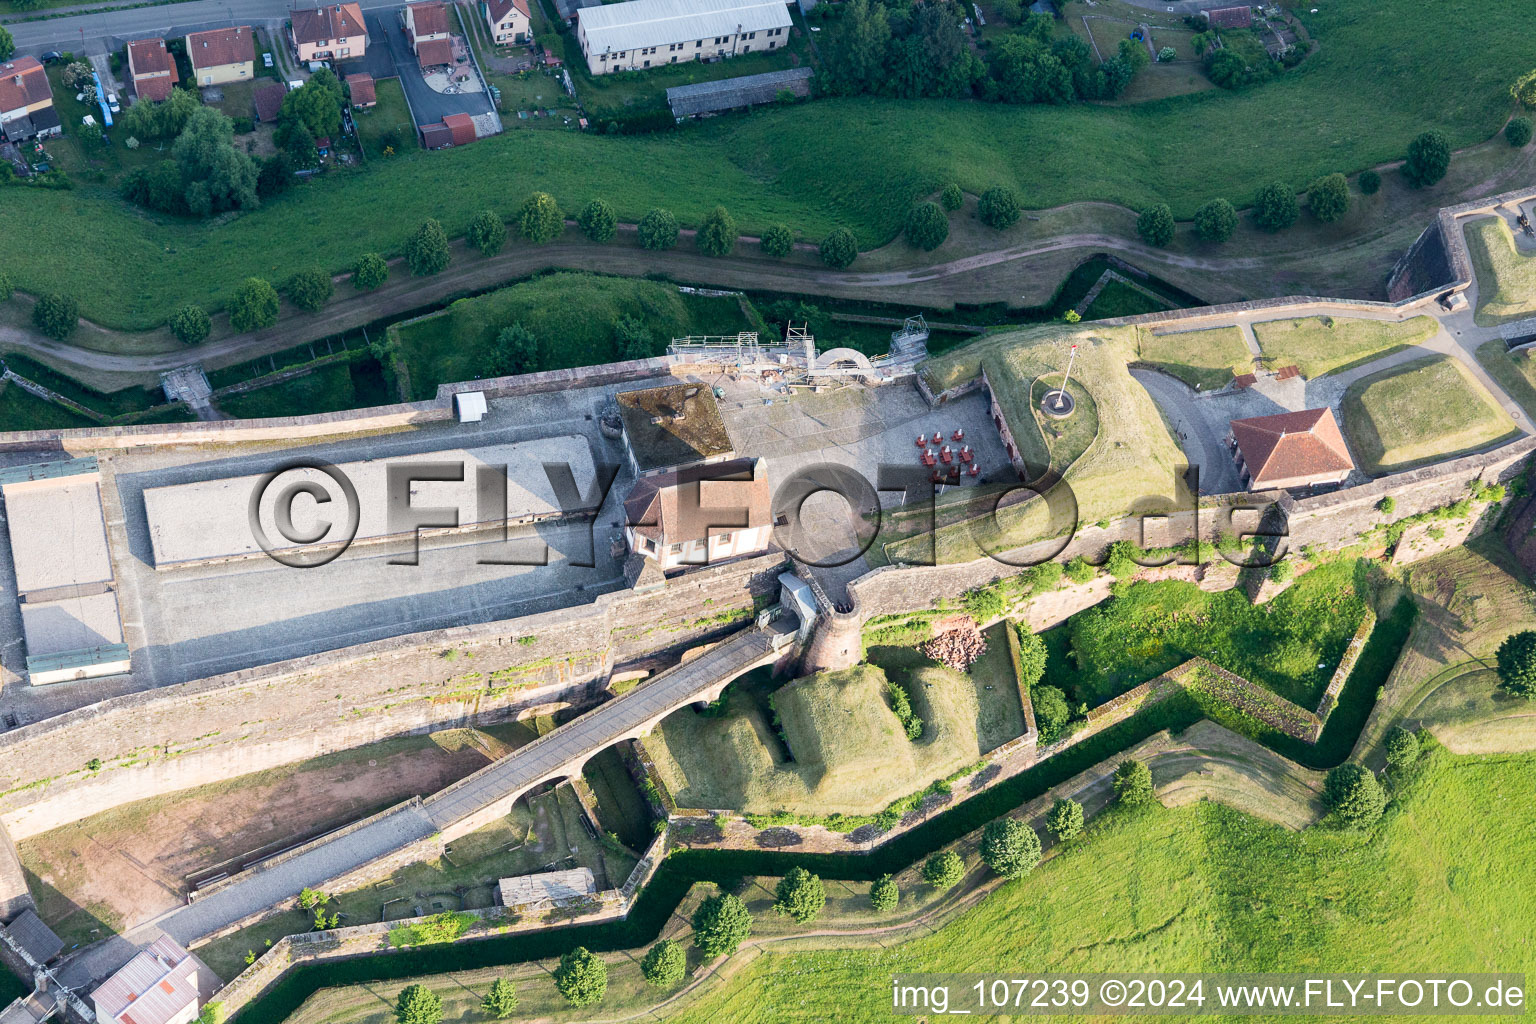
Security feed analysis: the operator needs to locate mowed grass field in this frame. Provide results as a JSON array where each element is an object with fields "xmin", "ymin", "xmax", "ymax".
[
  {"xmin": 1466, "ymin": 217, "xmax": 1536, "ymax": 326},
  {"xmin": 0, "ymin": 0, "xmax": 1530, "ymax": 329},
  {"xmin": 1340, "ymin": 355, "xmax": 1519, "ymax": 474},
  {"xmin": 1252, "ymin": 315, "xmax": 1441, "ymax": 378},
  {"xmin": 1475, "ymin": 339, "xmax": 1536, "ymax": 420},
  {"xmin": 1136, "ymin": 325, "xmax": 1252, "ymax": 390}
]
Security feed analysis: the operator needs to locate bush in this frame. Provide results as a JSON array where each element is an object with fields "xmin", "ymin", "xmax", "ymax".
[
  {"xmin": 978, "ymin": 185, "xmax": 1022, "ymax": 229},
  {"xmin": 168, "ymin": 303, "xmax": 211, "ymax": 345},
  {"xmin": 480, "ymin": 979, "xmax": 517, "ymax": 1019},
  {"xmin": 1112, "ymin": 759, "xmax": 1154, "ymax": 806},
  {"xmin": 696, "ymin": 205, "xmax": 737, "ymax": 257},
  {"xmin": 923, "ymin": 850, "xmax": 965, "ymax": 890},
  {"xmin": 772, "ymin": 866, "xmax": 826, "ymax": 923},
  {"xmin": 904, "ymin": 201, "xmax": 950, "ymax": 251},
  {"xmin": 404, "ymin": 219, "xmax": 451, "ymax": 275},
  {"xmin": 1377, "ymin": 495, "xmax": 1396, "ymax": 515},
  {"xmin": 1157, "ymin": 45, "xmax": 1176, "ymax": 61},
  {"xmin": 286, "ymin": 267, "xmax": 333, "ymax": 312},
  {"xmin": 1016, "ymin": 628, "xmax": 1047, "ymax": 688},
  {"xmin": 229, "ymin": 278, "xmax": 279, "ymax": 332},
  {"xmin": 1307, "ymin": 172, "xmax": 1350, "ymax": 223},
  {"xmin": 760, "ymin": 223, "xmax": 794, "ymax": 258},
  {"xmin": 638, "ymin": 208, "xmax": 680, "ymax": 250},
  {"xmin": 939, "ymin": 183, "xmax": 964, "ymax": 210},
  {"xmin": 1252, "ymin": 182, "xmax": 1299, "ymax": 232},
  {"xmin": 552, "ymin": 947, "xmax": 607, "ymax": 1006},
  {"xmin": 1103, "ymin": 539, "xmax": 1140, "ymax": 580},
  {"xmin": 1323, "ymin": 763, "xmax": 1385, "ymax": 828},
  {"xmin": 468, "ymin": 209, "xmax": 507, "ymax": 257},
  {"xmin": 394, "ymin": 986, "xmax": 441, "ymax": 1024},
  {"xmin": 1064, "ymin": 556, "xmax": 1096, "ymax": 583},
  {"xmin": 31, "ymin": 292, "xmax": 79, "ymax": 340},
  {"xmin": 1136, "ymin": 203, "xmax": 1175, "ymax": 247},
  {"xmin": 1403, "ymin": 130, "xmax": 1451, "ymax": 188},
  {"xmin": 1032, "ymin": 685, "xmax": 1070, "ymax": 743},
  {"xmin": 640, "ymin": 939, "xmax": 686, "ymax": 987},
  {"xmin": 1495, "ymin": 630, "xmax": 1536, "ymax": 699},
  {"xmin": 1193, "ymin": 198, "xmax": 1237, "ymax": 242},
  {"xmin": 979, "ymin": 818, "xmax": 1041, "ymax": 878},
  {"xmin": 819, "ymin": 227, "xmax": 858, "ymax": 269},
  {"xmin": 352, "ymin": 252, "xmax": 388, "ymax": 290},
  {"xmin": 1045, "ymin": 797, "xmax": 1084, "ymax": 841},
  {"xmin": 692, "ymin": 892, "xmax": 753, "ymax": 958},
  {"xmin": 488, "ymin": 322, "xmax": 538, "ymax": 377},
  {"xmin": 515, "ymin": 191, "xmax": 563, "ymax": 243},
  {"xmin": 1507, "ymin": 116, "xmax": 1534, "ymax": 148},
  {"xmin": 869, "ymin": 874, "xmax": 899, "ymax": 912},
  {"xmin": 1358, "ymin": 170, "xmax": 1382, "ymax": 195},
  {"xmin": 1383, "ymin": 727, "xmax": 1420, "ymax": 774},
  {"xmin": 578, "ymin": 198, "xmax": 617, "ymax": 242}
]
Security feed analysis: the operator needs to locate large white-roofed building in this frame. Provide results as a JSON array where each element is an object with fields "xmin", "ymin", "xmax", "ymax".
[{"xmin": 575, "ymin": 0, "xmax": 792, "ymax": 75}]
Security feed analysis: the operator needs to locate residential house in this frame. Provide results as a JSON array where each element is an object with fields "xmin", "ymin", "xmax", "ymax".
[
  {"xmin": 624, "ymin": 457, "xmax": 772, "ymax": 573},
  {"xmin": 253, "ymin": 80, "xmax": 287, "ymax": 121},
  {"xmin": 126, "ymin": 38, "xmax": 179, "ymax": 103},
  {"xmin": 185, "ymin": 26, "xmax": 255, "ymax": 85},
  {"xmin": 91, "ymin": 936, "xmax": 209, "ymax": 1024},
  {"xmin": 345, "ymin": 72, "xmax": 376, "ymax": 107},
  {"xmin": 403, "ymin": 1, "xmax": 454, "ymax": 69},
  {"xmin": 290, "ymin": 3, "xmax": 369, "ymax": 63},
  {"xmin": 0, "ymin": 58, "xmax": 60, "ymax": 143},
  {"xmin": 1203, "ymin": 5, "xmax": 1253, "ymax": 28},
  {"xmin": 576, "ymin": 0, "xmax": 792, "ymax": 76},
  {"xmin": 481, "ymin": 0, "xmax": 532, "ymax": 45},
  {"xmin": 1228, "ymin": 407, "xmax": 1356, "ymax": 491}
]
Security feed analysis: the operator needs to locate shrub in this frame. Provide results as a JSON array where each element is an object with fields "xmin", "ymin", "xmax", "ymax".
[
  {"xmin": 978, "ymin": 185, "xmax": 1022, "ymax": 229},
  {"xmin": 1016, "ymin": 628, "xmax": 1047, "ymax": 688},
  {"xmin": 1307, "ymin": 172, "xmax": 1350, "ymax": 223},
  {"xmin": 1045, "ymin": 797, "xmax": 1084, "ymax": 841},
  {"xmin": 819, "ymin": 227, "xmax": 858, "ymax": 269},
  {"xmin": 394, "ymin": 986, "xmax": 441, "ymax": 1024},
  {"xmin": 614, "ymin": 315, "xmax": 654, "ymax": 361},
  {"xmin": 578, "ymin": 198, "xmax": 617, "ymax": 242},
  {"xmin": 31, "ymin": 292, "xmax": 79, "ymax": 340},
  {"xmin": 1112, "ymin": 759, "xmax": 1154, "ymax": 806},
  {"xmin": 352, "ymin": 252, "xmax": 388, "ymax": 290},
  {"xmin": 1136, "ymin": 203, "xmax": 1175, "ymax": 247},
  {"xmin": 939, "ymin": 183, "xmax": 964, "ymax": 210},
  {"xmin": 286, "ymin": 267, "xmax": 333, "ymax": 312},
  {"xmin": 923, "ymin": 850, "xmax": 965, "ymax": 889},
  {"xmin": 637, "ymin": 208, "xmax": 680, "ymax": 250},
  {"xmin": 1157, "ymin": 45, "xmax": 1176, "ymax": 61},
  {"xmin": 1358, "ymin": 169, "xmax": 1382, "ymax": 195},
  {"xmin": 516, "ymin": 191, "xmax": 563, "ymax": 243},
  {"xmin": 1507, "ymin": 116, "xmax": 1533, "ymax": 148},
  {"xmin": 904, "ymin": 201, "xmax": 950, "ymax": 251},
  {"xmin": 404, "ymin": 219, "xmax": 451, "ymax": 275},
  {"xmin": 1383, "ymin": 727, "xmax": 1420, "ymax": 774},
  {"xmin": 229, "ymin": 278, "xmax": 279, "ymax": 332},
  {"xmin": 488, "ymin": 322, "xmax": 538, "ymax": 377},
  {"xmin": 1103, "ymin": 540, "xmax": 1140, "ymax": 580},
  {"xmin": 1193, "ymin": 198, "xmax": 1237, "ymax": 242},
  {"xmin": 1032, "ymin": 685, "xmax": 1071, "ymax": 743},
  {"xmin": 1377, "ymin": 495, "xmax": 1396, "ymax": 515},
  {"xmin": 869, "ymin": 874, "xmax": 899, "ymax": 912},
  {"xmin": 979, "ymin": 818, "xmax": 1041, "ymax": 878},
  {"xmin": 168, "ymin": 303, "xmax": 211, "ymax": 345},
  {"xmin": 1495, "ymin": 630, "xmax": 1536, "ymax": 699},
  {"xmin": 760, "ymin": 223, "xmax": 794, "ymax": 257},
  {"xmin": 696, "ymin": 205, "xmax": 738, "ymax": 256},
  {"xmin": 773, "ymin": 866, "xmax": 826, "ymax": 923},
  {"xmin": 1252, "ymin": 182, "xmax": 1299, "ymax": 232},
  {"xmin": 480, "ymin": 979, "xmax": 517, "ymax": 1018},
  {"xmin": 692, "ymin": 892, "xmax": 753, "ymax": 957},
  {"xmin": 1064, "ymin": 556, "xmax": 1096, "ymax": 583},
  {"xmin": 1403, "ymin": 130, "xmax": 1451, "ymax": 188},
  {"xmin": 468, "ymin": 209, "xmax": 507, "ymax": 256},
  {"xmin": 1323, "ymin": 763, "xmax": 1385, "ymax": 828},
  {"xmin": 640, "ymin": 939, "xmax": 686, "ymax": 987},
  {"xmin": 553, "ymin": 947, "xmax": 607, "ymax": 1006}
]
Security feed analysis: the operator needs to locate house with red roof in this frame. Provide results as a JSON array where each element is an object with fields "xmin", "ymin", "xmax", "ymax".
[
  {"xmin": 126, "ymin": 38, "xmax": 179, "ymax": 103},
  {"xmin": 345, "ymin": 72, "xmax": 376, "ymax": 107},
  {"xmin": 1202, "ymin": 5, "xmax": 1253, "ymax": 29},
  {"xmin": 403, "ymin": 1, "xmax": 454, "ymax": 69},
  {"xmin": 91, "ymin": 936, "xmax": 211, "ymax": 1024},
  {"xmin": 291, "ymin": 2, "xmax": 369, "ymax": 63},
  {"xmin": 185, "ymin": 26, "xmax": 255, "ymax": 86},
  {"xmin": 0, "ymin": 58, "xmax": 60, "ymax": 143},
  {"xmin": 1228, "ymin": 407, "xmax": 1355, "ymax": 491},
  {"xmin": 623, "ymin": 457, "xmax": 771, "ymax": 574}
]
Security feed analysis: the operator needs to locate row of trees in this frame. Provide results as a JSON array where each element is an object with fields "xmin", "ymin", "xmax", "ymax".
[{"xmin": 903, "ymin": 185, "xmax": 1022, "ymax": 250}]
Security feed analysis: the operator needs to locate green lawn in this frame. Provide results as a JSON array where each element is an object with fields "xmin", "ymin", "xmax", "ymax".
[
  {"xmin": 1, "ymin": 0, "xmax": 1532, "ymax": 329},
  {"xmin": 1341, "ymin": 355, "xmax": 1520, "ymax": 475},
  {"xmin": 1466, "ymin": 217, "xmax": 1536, "ymax": 326},
  {"xmin": 1251, "ymin": 315, "xmax": 1441, "ymax": 378},
  {"xmin": 353, "ymin": 78, "xmax": 416, "ymax": 160},
  {"xmin": 0, "ymin": 380, "xmax": 95, "ymax": 430},
  {"xmin": 1136, "ymin": 325, "xmax": 1252, "ymax": 390},
  {"xmin": 218, "ymin": 356, "xmax": 391, "ymax": 419},
  {"xmin": 1081, "ymin": 278, "xmax": 1169, "ymax": 320},
  {"xmin": 1474, "ymin": 338, "xmax": 1536, "ymax": 420}
]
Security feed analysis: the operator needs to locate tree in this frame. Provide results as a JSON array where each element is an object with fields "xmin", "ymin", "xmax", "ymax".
[
  {"xmin": 1251, "ymin": 182, "xmax": 1298, "ymax": 232},
  {"xmin": 819, "ymin": 227, "xmax": 858, "ymax": 269},
  {"xmin": 32, "ymin": 293, "xmax": 79, "ymax": 340},
  {"xmin": 1307, "ymin": 172, "xmax": 1350, "ymax": 222},
  {"xmin": 922, "ymin": 850, "xmax": 965, "ymax": 890},
  {"xmin": 1358, "ymin": 170, "xmax": 1382, "ymax": 195},
  {"xmin": 1507, "ymin": 117, "xmax": 1533, "ymax": 149},
  {"xmin": 489, "ymin": 322, "xmax": 538, "ymax": 377},
  {"xmin": 1514, "ymin": 68, "xmax": 1536, "ymax": 107},
  {"xmin": 1495, "ymin": 630, "xmax": 1536, "ymax": 699},
  {"xmin": 467, "ymin": 210, "xmax": 507, "ymax": 257},
  {"xmin": 869, "ymin": 874, "xmax": 899, "ymax": 912},
  {"xmin": 172, "ymin": 107, "xmax": 259, "ymax": 214},
  {"xmin": 405, "ymin": 219, "xmax": 451, "ymax": 275},
  {"xmin": 978, "ymin": 186, "xmax": 1021, "ymax": 229},
  {"xmin": 772, "ymin": 866, "xmax": 826, "ymax": 923},
  {"xmin": 1031, "ymin": 685, "xmax": 1070, "ymax": 743},
  {"xmin": 278, "ymin": 76, "xmax": 342, "ymax": 141},
  {"xmin": 394, "ymin": 985, "xmax": 441, "ymax": 1024},
  {"xmin": 480, "ymin": 979, "xmax": 517, "ymax": 1018},
  {"xmin": 640, "ymin": 939, "xmax": 687, "ymax": 987},
  {"xmin": 696, "ymin": 205, "xmax": 738, "ymax": 257},
  {"xmin": 1403, "ymin": 130, "xmax": 1451, "ymax": 188},
  {"xmin": 1136, "ymin": 203, "xmax": 1175, "ymax": 246},
  {"xmin": 353, "ymin": 252, "xmax": 388, "ymax": 291},
  {"xmin": 286, "ymin": 267, "xmax": 333, "ymax": 312},
  {"xmin": 822, "ymin": 0, "xmax": 891, "ymax": 96},
  {"xmin": 1015, "ymin": 628, "xmax": 1047, "ymax": 689},
  {"xmin": 939, "ymin": 183, "xmax": 964, "ymax": 211},
  {"xmin": 229, "ymin": 278, "xmax": 280, "ymax": 332},
  {"xmin": 167, "ymin": 303, "xmax": 210, "ymax": 345},
  {"xmin": 637, "ymin": 208, "xmax": 679, "ymax": 250},
  {"xmin": 516, "ymin": 191, "xmax": 563, "ymax": 243},
  {"xmin": 613, "ymin": 316, "xmax": 653, "ymax": 361},
  {"xmin": 691, "ymin": 892, "xmax": 753, "ymax": 958},
  {"xmin": 553, "ymin": 947, "xmax": 607, "ymax": 1006},
  {"xmin": 1112, "ymin": 759, "xmax": 1154, "ymax": 806},
  {"xmin": 578, "ymin": 198, "xmax": 616, "ymax": 242},
  {"xmin": 760, "ymin": 223, "xmax": 794, "ymax": 258},
  {"xmin": 979, "ymin": 818, "xmax": 1040, "ymax": 878},
  {"xmin": 1383, "ymin": 727, "xmax": 1420, "ymax": 774},
  {"xmin": 1193, "ymin": 198, "xmax": 1237, "ymax": 242},
  {"xmin": 1045, "ymin": 797, "xmax": 1084, "ymax": 841},
  {"xmin": 0, "ymin": 26, "xmax": 13, "ymax": 61},
  {"xmin": 904, "ymin": 201, "xmax": 949, "ymax": 251},
  {"xmin": 1324, "ymin": 763, "xmax": 1385, "ymax": 828},
  {"xmin": 277, "ymin": 119, "xmax": 319, "ymax": 168}
]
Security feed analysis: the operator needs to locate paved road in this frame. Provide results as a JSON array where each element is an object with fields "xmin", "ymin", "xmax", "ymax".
[
  {"xmin": 1130, "ymin": 367, "xmax": 1241, "ymax": 495},
  {"xmin": 366, "ymin": 7, "xmax": 492, "ymax": 128},
  {"xmin": 3, "ymin": 0, "xmax": 388, "ymax": 55}
]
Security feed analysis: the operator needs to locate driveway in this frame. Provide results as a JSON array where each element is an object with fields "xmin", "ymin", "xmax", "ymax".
[
  {"xmin": 365, "ymin": 7, "xmax": 493, "ymax": 128},
  {"xmin": 1131, "ymin": 368, "xmax": 1241, "ymax": 495}
]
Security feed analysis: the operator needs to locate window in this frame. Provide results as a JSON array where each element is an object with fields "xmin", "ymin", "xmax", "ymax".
[
  {"xmin": 695, "ymin": 38, "xmax": 702, "ymax": 46},
  {"xmin": 747, "ymin": 31, "xmax": 755, "ymax": 38},
  {"xmin": 767, "ymin": 41, "xmax": 774, "ymax": 48},
  {"xmin": 643, "ymin": 59, "xmax": 650, "ymax": 66},
  {"xmin": 669, "ymin": 543, "xmax": 683, "ymax": 555},
  {"xmin": 742, "ymin": 44, "xmax": 750, "ymax": 51},
  {"xmin": 670, "ymin": 55, "xmax": 677, "ymax": 61}
]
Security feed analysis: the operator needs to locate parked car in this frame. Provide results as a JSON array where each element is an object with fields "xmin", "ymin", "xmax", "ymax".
[
  {"xmin": 263, "ymin": 52, "xmax": 275, "ymax": 67},
  {"xmin": 40, "ymin": 51, "xmax": 63, "ymax": 64},
  {"xmin": 107, "ymin": 93, "xmax": 120, "ymax": 114}
]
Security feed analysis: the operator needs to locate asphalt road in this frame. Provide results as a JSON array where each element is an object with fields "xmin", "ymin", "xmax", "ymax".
[
  {"xmin": 4, "ymin": 0, "xmax": 397, "ymax": 54},
  {"xmin": 366, "ymin": 7, "xmax": 491, "ymax": 128}
]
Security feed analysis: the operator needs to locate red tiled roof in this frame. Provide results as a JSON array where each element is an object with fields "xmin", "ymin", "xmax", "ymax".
[
  {"xmin": 1204, "ymin": 5, "xmax": 1252, "ymax": 28},
  {"xmin": 0, "ymin": 58, "xmax": 52, "ymax": 114},
  {"xmin": 484, "ymin": 0, "xmax": 530, "ymax": 25},
  {"xmin": 416, "ymin": 36, "xmax": 454, "ymax": 67},
  {"xmin": 254, "ymin": 81, "xmax": 287, "ymax": 121},
  {"xmin": 127, "ymin": 38, "xmax": 177, "ymax": 81},
  {"xmin": 291, "ymin": 3, "xmax": 366, "ymax": 44},
  {"xmin": 1230, "ymin": 407, "xmax": 1354, "ymax": 486},
  {"xmin": 344, "ymin": 72, "xmax": 375, "ymax": 105},
  {"xmin": 420, "ymin": 121, "xmax": 453, "ymax": 148},
  {"xmin": 408, "ymin": 1, "xmax": 451, "ymax": 37},
  {"xmin": 186, "ymin": 26, "xmax": 255, "ymax": 69},
  {"xmin": 443, "ymin": 111, "xmax": 476, "ymax": 145},
  {"xmin": 623, "ymin": 458, "xmax": 769, "ymax": 545}
]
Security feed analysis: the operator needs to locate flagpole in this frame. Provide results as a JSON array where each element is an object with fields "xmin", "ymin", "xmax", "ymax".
[{"xmin": 1056, "ymin": 343, "xmax": 1078, "ymax": 410}]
